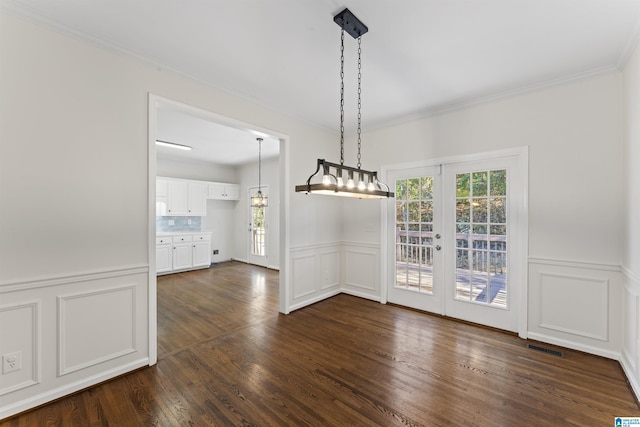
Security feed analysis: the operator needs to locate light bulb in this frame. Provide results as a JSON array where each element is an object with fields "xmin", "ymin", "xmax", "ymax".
[
  {"xmin": 347, "ymin": 170, "xmax": 355, "ymax": 188},
  {"xmin": 358, "ymin": 172, "xmax": 366, "ymax": 190}
]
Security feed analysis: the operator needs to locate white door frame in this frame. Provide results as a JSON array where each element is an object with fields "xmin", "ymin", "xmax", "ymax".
[
  {"xmin": 381, "ymin": 147, "xmax": 529, "ymax": 338},
  {"xmin": 147, "ymin": 93, "xmax": 291, "ymax": 365}
]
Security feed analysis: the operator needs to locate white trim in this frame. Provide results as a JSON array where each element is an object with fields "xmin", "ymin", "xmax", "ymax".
[
  {"xmin": 0, "ymin": 358, "xmax": 149, "ymax": 420},
  {"xmin": 616, "ymin": 10, "xmax": 640, "ymax": 70},
  {"xmin": 527, "ymin": 332, "xmax": 620, "ymax": 361},
  {"xmin": 620, "ymin": 351, "xmax": 640, "ymax": 401},
  {"xmin": 0, "ymin": 265, "xmax": 148, "ymax": 293},
  {"xmin": 366, "ymin": 68, "xmax": 619, "ymax": 132},
  {"xmin": 342, "ymin": 288, "xmax": 382, "ymax": 303},
  {"xmin": 623, "ymin": 266, "xmax": 640, "ymax": 295},
  {"xmin": 288, "ymin": 289, "xmax": 342, "ymax": 312},
  {"xmin": 530, "ymin": 257, "xmax": 621, "ymax": 272},
  {"xmin": 383, "ymin": 146, "xmax": 529, "ymax": 173},
  {"xmin": 290, "ymin": 241, "xmax": 343, "ymax": 252}
]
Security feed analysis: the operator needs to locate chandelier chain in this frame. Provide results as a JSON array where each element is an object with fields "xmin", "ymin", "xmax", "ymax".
[
  {"xmin": 339, "ymin": 29, "xmax": 345, "ymax": 166},
  {"xmin": 357, "ymin": 36, "xmax": 362, "ymax": 170}
]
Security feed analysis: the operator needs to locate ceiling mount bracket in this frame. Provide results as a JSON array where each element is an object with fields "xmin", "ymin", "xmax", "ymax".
[{"xmin": 333, "ymin": 8, "xmax": 368, "ymax": 39}]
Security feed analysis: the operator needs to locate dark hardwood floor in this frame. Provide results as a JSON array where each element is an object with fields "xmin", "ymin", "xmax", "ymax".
[{"xmin": 2, "ymin": 261, "xmax": 638, "ymax": 426}]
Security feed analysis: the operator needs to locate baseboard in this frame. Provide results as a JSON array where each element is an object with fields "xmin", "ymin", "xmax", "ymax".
[
  {"xmin": 0, "ymin": 358, "xmax": 149, "ymax": 421},
  {"xmin": 341, "ymin": 288, "xmax": 381, "ymax": 303},
  {"xmin": 288, "ymin": 289, "xmax": 342, "ymax": 312},
  {"xmin": 620, "ymin": 350, "xmax": 640, "ymax": 402},
  {"xmin": 527, "ymin": 332, "xmax": 620, "ymax": 360}
]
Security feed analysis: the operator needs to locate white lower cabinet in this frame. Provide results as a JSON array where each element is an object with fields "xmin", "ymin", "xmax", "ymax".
[
  {"xmin": 156, "ymin": 237, "xmax": 173, "ymax": 273},
  {"xmin": 192, "ymin": 233, "xmax": 211, "ymax": 267},
  {"xmin": 156, "ymin": 232, "xmax": 211, "ymax": 275},
  {"xmin": 172, "ymin": 236, "xmax": 193, "ymax": 270}
]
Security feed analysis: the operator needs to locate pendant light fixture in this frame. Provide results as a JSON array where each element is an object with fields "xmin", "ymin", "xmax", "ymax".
[
  {"xmin": 295, "ymin": 8, "xmax": 394, "ymax": 199},
  {"xmin": 251, "ymin": 137, "xmax": 268, "ymax": 207}
]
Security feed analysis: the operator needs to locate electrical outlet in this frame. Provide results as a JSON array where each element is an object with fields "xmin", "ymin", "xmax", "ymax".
[
  {"xmin": 213, "ymin": 249, "xmax": 219, "ymax": 255},
  {"xmin": 2, "ymin": 351, "xmax": 22, "ymax": 374}
]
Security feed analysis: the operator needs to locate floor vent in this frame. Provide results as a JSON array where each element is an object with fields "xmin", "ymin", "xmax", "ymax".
[{"xmin": 526, "ymin": 343, "xmax": 564, "ymax": 357}]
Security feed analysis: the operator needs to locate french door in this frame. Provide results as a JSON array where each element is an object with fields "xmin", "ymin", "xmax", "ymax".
[
  {"xmin": 247, "ymin": 186, "xmax": 268, "ymax": 267},
  {"xmin": 386, "ymin": 154, "xmax": 526, "ymax": 334}
]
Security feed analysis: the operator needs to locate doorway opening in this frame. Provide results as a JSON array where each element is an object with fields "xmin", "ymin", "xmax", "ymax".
[{"xmin": 148, "ymin": 94, "xmax": 290, "ymax": 365}]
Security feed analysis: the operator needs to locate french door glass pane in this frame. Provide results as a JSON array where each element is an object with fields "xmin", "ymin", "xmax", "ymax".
[
  {"xmin": 395, "ymin": 176, "xmax": 434, "ymax": 293},
  {"xmin": 455, "ymin": 169, "xmax": 507, "ymax": 308},
  {"xmin": 251, "ymin": 206, "xmax": 266, "ymax": 256}
]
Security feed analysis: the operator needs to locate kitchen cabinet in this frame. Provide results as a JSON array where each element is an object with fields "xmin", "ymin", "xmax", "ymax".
[
  {"xmin": 156, "ymin": 179, "xmax": 168, "ymax": 216},
  {"xmin": 208, "ymin": 182, "xmax": 240, "ymax": 200},
  {"xmin": 155, "ymin": 236, "xmax": 172, "ymax": 273},
  {"xmin": 156, "ymin": 232, "xmax": 211, "ymax": 275},
  {"xmin": 187, "ymin": 182, "xmax": 207, "ymax": 215},
  {"xmin": 192, "ymin": 233, "xmax": 212, "ymax": 267},
  {"xmin": 165, "ymin": 179, "xmax": 188, "ymax": 215},
  {"xmin": 172, "ymin": 235, "xmax": 193, "ymax": 270},
  {"xmin": 157, "ymin": 177, "xmax": 209, "ymax": 216}
]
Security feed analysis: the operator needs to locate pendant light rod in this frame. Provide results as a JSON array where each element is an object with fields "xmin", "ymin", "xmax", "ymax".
[{"xmin": 257, "ymin": 137, "xmax": 263, "ymax": 192}]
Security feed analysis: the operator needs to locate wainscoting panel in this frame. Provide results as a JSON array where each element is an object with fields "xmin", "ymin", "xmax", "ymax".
[
  {"xmin": 0, "ymin": 266, "xmax": 149, "ymax": 420},
  {"xmin": 0, "ymin": 301, "xmax": 40, "ymax": 396},
  {"xmin": 320, "ymin": 251, "xmax": 340, "ymax": 290},
  {"xmin": 528, "ymin": 258, "xmax": 623, "ymax": 359},
  {"xmin": 58, "ymin": 285, "xmax": 136, "ymax": 376},
  {"xmin": 290, "ymin": 244, "xmax": 341, "ymax": 311},
  {"xmin": 621, "ymin": 267, "xmax": 640, "ymax": 401},
  {"xmin": 539, "ymin": 273, "xmax": 608, "ymax": 340},
  {"xmin": 291, "ymin": 253, "xmax": 317, "ymax": 299},
  {"xmin": 342, "ymin": 243, "xmax": 380, "ymax": 301}
]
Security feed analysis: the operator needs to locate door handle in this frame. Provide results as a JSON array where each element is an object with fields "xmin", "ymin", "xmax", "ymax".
[{"xmin": 435, "ymin": 245, "xmax": 442, "ymax": 251}]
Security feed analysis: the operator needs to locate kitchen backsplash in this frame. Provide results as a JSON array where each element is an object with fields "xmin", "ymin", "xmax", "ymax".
[{"xmin": 156, "ymin": 216, "xmax": 202, "ymax": 232}]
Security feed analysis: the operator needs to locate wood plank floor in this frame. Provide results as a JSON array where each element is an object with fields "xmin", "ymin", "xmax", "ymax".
[{"xmin": 2, "ymin": 261, "xmax": 638, "ymax": 426}]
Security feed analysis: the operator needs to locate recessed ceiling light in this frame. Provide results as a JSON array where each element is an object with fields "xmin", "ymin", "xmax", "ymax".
[{"xmin": 155, "ymin": 140, "xmax": 192, "ymax": 151}]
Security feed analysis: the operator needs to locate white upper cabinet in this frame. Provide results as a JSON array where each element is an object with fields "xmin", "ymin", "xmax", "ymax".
[
  {"xmin": 187, "ymin": 181, "xmax": 207, "ymax": 216},
  {"xmin": 156, "ymin": 179, "xmax": 168, "ymax": 216},
  {"xmin": 208, "ymin": 182, "xmax": 240, "ymax": 200},
  {"xmin": 167, "ymin": 180, "xmax": 189, "ymax": 215},
  {"xmin": 157, "ymin": 177, "xmax": 238, "ymax": 216}
]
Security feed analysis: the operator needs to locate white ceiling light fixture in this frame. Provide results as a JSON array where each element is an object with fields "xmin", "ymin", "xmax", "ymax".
[
  {"xmin": 155, "ymin": 139, "xmax": 192, "ymax": 151},
  {"xmin": 295, "ymin": 8, "xmax": 394, "ymax": 199},
  {"xmin": 251, "ymin": 137, "xmax": 268, "ymax": 208}
]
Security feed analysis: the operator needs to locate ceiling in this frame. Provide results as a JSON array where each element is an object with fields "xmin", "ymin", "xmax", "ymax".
[
  {"xmin": 3, "ymin": 0, "xmax": 640, "ymax": 164},
  {"xmin": 155, "ymin": 103, "xmax": 280, "ymax": 166}
]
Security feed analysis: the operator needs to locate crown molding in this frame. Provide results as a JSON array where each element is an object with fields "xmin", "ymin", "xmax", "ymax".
[
  {"xmin": 616, "ymin": 10, "xmax": 640, "ymax": 70},
  {"xmin": 364, "ymin": 65, "xmax": 619, "ymax": 133}
]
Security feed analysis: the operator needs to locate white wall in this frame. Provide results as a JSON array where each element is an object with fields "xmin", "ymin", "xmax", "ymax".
[
  {"xmin": 341, "ymin": 72, "xmax": 626, "ymax": 358},
  {"xmin": 0, "ymin": 11, "xmax": 339, "ymax": 418},
  {"xmin": 621, "ymin": 37, "xmax": 640, "ymax": 399}
]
